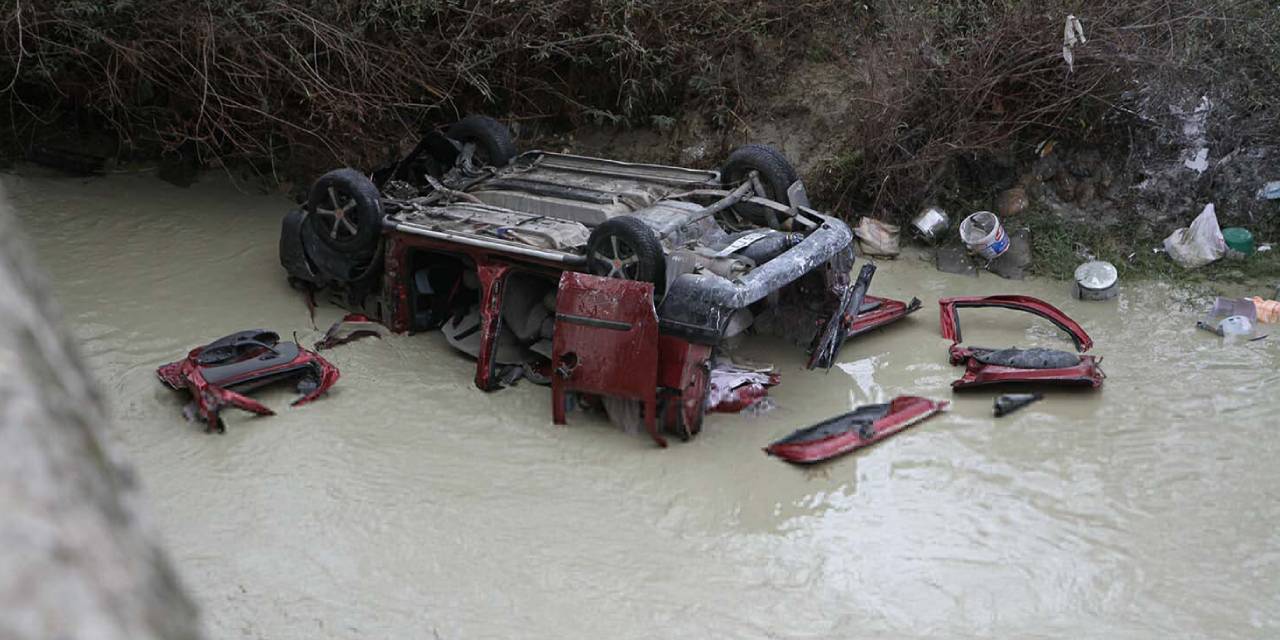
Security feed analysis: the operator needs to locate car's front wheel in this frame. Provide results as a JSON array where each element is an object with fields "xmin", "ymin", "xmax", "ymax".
[
  {"xmin": 306, "ymin": 168, "xmax": 384, "ymax": 258},
  {"xmin": 585, "ymin": 216, "xmax": 665, "ymax": 288}
]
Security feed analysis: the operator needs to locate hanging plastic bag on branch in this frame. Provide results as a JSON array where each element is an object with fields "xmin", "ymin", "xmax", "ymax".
[{"xmin": 1062, "ymin": 15, "xmax": 1086, "ymax": 73}]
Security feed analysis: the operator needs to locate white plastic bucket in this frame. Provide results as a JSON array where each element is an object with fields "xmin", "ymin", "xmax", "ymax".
[{"xmin": 959, "ymin": 211, "xmax": 1010, "ymax": 260}]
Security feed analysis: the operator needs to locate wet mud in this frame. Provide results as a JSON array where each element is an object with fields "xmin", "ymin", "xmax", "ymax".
[{"xmin": 5, "ymin": 169, "xmax": 1279, "ymax": 638}]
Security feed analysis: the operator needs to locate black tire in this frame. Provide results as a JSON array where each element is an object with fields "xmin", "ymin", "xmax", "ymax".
[
  {"xmin": 720, "ymin": 144, "xmax": 799, "ymax": 224},
  {"xmin": 307, "ymin": 168, "xmax": 384, "ymax": 257},
  {"xmin": 447, "ymin": 115, "xmax": 517, "ymax": 168},
  {"xmin": 586, "ymin": 216, "xmax": 665, "ymax": 287}
]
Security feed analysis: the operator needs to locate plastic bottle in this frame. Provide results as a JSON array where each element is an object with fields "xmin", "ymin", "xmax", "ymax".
[{"xmin": 1251, "ymin": 297, "xmax": 1280, "ymax": 323}]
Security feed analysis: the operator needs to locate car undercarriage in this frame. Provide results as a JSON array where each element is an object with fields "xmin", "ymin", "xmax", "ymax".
[{"xmin": 278, "ymin": 115, "xmax": 920, "ymax": 444}]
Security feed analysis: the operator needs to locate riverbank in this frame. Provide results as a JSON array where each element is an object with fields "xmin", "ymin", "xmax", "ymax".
[{"xmin": 5, "ymin": 2, "xmax": 1277, "ymax": 285}]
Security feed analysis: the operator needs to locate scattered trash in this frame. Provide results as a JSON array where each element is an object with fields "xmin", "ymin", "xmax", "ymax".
[
  {"xmin": 994, "ymin": 393, "xmax": 1043, "ymax": 417},
  {"xmin": 939, "ymin": 295, "xmax": 1105, "ymax": 389},
  {"xmin": 1249, "ymin": 297, "xmax": 1280, "ymax": 323},
  {"xmin": 1258, "ymin": 244, "xmax": 1273, "ymax": 253},
  {"xmin": 315, "ymin": 313, "xmax": 391, "ymax": 350},
  {"xmin": 1222, "ymin": 227, "xmax": 1255, "ymax": 258},
  {"xmin": 1218, "ymin": 315, "xmax": 1253, "ymax": 336},
  {"xmin": 1072, "ymin": 260, "xmax": 1118, "ymax": 300},
  {"xmin": 995, "ymin": 187, "xmax": 1029, "ymax": 218},
  {"xmin": 1197, "ymin": 298, "xmax": 1269, "ymax": 340},
  {"xmin": 911, "ymin": 206, "xmax": 950, "ymax": 243},
  {"xmin": 1061, "ymin": 14, "xmax": 1086, "ymax": 73},
  {"xmin": 1163, "ymin": 203, "xmax": 1225, "ymax": 268},
  {"xmin": 1183, "ymin": 148, "xmax": 1210, "ymax": 174},
  {"xmin": 853, "ymin": 217, "xmax": 901, "ymax": 258},
  {"xmin": 1258, "ymin": 181, "xmax": 1280, "ymax": 200},
  {"xmin": 1196, "ymin": 315, "xmax": 1264, "ymax": 339},
  {"xmin": 763, "ymin": 396, "xmax": 949, "ymax": 464},
  {"xmin": 1211, "ymin": 297, "xmax": 1257, "ymax": 321},
  {"xmin": 156, "ymin": 330, "xmax": 339, "ymax": 433},
  {"xmin": 959, "ymin": 211, "xmax": 1010, "ymax": 260}
]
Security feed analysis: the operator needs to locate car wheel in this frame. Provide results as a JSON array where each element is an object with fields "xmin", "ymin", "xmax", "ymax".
[
  {"xmin": 720, "ymin": 144, "xmax": 799, "ymax": 225},
  {"xmin": 307, "ymin": 168, "xmax": 384, "ymax": 257},
  {"xmin": 586, "ymin": 216, "xmax": 665, "ymax": 287},
  {"xmin": 447, "ymin": 115, "xmax": 517, "ymax": 168}
]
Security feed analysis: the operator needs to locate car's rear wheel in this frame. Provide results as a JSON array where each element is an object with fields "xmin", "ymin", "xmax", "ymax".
[
  {"xmin": 447, "ymin": 115, "xmax": 517, "ymax": 168},
  {"xmin": 720, "ymin": 144, "xmax": 799, "ymax": 225},
  {"xmin": 586, "ymin": 216, "xmax": 665, "ymax": 287},
  {"xmin": 307, "ymin": 168, "xmax": 384, "ymax": 257}
]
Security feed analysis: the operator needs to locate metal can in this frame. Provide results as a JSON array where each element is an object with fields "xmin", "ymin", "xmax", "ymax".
[
  {"xmin": 911, "ymin": 206, "xmax": 949, "ymax": 243},
  {"xmin": 1072, "ymin": 260, "xmax": 1118, "ymax": 301}
]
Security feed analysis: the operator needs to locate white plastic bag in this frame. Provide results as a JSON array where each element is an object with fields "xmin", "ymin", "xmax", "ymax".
[
  {"xmin": 1062, "ymin": 15, "xmax": 1086, "ymax": 73},
  {"xmin": 854, "ymin": 217, "xmax": 900, "ymax": 257},
  {"xmin": 1163, "ymin": 203, "xmax": 1225, "ymax": 268}
]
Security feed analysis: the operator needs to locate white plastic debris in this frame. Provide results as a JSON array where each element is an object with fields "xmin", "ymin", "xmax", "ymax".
[
  {"xmin": 1183, "ymin": 147, "xmax": 1210, "ymax": 174},
  {"xmin": 1258, "ymin": 181, "xmax": 1280, "ymax": 200},
  {"xmin": 1062, "ymin": 15, "xmax": 1086, "ymax": 73},
  {"xmin": 853, "ymin": 217, "xmax": 900, "ymax": 257},
  {"xmin": 1217, "ymin": 315, "xmax": 1253, "ymax": 336},
  {"xmin": 1163, "ymin": 203, "xmax": 1225, "ymax": 268}
]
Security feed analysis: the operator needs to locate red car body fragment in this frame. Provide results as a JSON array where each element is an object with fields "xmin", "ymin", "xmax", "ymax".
[
  {"xmin": 937, "ymin": 295, "xmax": 1104, "ymax": 389},
  {"xmin": 157, "ymin": 332, "xmax": 339, "ymax": 432},
  {"xmin": 765, "ymin": 395, "xmax": 949, "ymax": 464}
]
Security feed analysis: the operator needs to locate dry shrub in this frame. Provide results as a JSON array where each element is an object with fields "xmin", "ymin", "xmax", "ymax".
[
  {"xmin": 0, "ymin": 0, "xmax": 844, "ymax": 177},
  {"xmin": 814, "ymin": 0, "xmax": 1280, "ymax": 219}
]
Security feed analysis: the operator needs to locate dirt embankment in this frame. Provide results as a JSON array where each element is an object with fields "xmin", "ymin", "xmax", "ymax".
[{"xmin": 4, "ymin": 1, "xmax": 1278, "ymax": 280}]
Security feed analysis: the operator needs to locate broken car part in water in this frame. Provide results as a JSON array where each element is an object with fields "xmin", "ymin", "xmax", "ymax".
[
  {"xmin": 156, "ymin": 330, "xmax": 339, "ymax": 433},
  {"xmin": 993, "ymin": 393, "xmax": 1044, "ymax": 417},
  {"xmin": 315, "ymin": 313, "xmax": 392, "ymax": 350},
  {"xmin": 764, "ymin": 396, "xmax": 949, "ymax": 464},
  {"xmin": 808, "ymin": 263, "xmax": 877, "ymax": 370},
  {"xmin": 939, "ymin": 295, "xmax": 1105, "ymax": 389},
  {"xmin": 277, "ymin": 115, "xmax": 919, "ymax": 445}
]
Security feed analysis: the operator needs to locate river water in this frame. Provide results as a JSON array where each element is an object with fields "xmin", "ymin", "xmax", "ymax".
[{"xmin": 5, "ymin": 169, "xmax": 1278, "ymax": 638}]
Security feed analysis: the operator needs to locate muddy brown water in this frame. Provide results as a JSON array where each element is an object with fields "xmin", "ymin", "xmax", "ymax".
[{"xmin": 5, "ymin": 169, "xmax": 1279, "ymax": 638}]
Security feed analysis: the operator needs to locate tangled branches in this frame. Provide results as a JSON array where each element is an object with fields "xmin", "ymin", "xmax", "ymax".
[
  {"xmin": 0, "ymin": 0, "xmax": 841, "ymax": 176},
  {"xmin": 815, "ymin": 0, "xmax": 1280, "ymax": 217}
]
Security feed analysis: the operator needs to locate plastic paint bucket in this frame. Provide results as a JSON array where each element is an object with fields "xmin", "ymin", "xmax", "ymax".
[
  {"xmin": 1222, "ymin": 227, "xmax": 1255, "ymax": 256},
  {"xmin": 959, "ymin": 211, "xmax": 1010, "ymax": 260}
]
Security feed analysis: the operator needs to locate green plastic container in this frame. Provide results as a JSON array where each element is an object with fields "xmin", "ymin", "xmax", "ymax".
[{"xmin": 1223, "ymin": 227, "xmax": 1255, "ymax": 256}]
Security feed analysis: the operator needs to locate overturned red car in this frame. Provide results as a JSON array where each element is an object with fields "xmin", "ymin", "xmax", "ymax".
[
  {"xmin": 157, "ymin": 330, "xmax": 339, "ymax": 432},
  {"xmin": 278, "ymin": 115, "xmax": 918, "ymax": 445},
  {"xmin": 938, "ymin": 295, "xmax": 1105, "ymax": 389}
]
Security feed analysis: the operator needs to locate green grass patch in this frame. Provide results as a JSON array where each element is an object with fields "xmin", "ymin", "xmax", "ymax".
[{"xmin": 1020, "ymin": 212, "xmax": 1280, "ymax": 288}]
